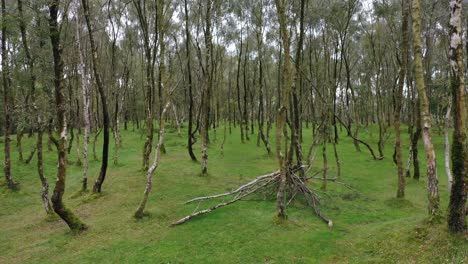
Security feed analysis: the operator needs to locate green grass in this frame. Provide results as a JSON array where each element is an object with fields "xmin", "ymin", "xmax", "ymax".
[{"xmin": 0, "ymin": 123, "xmax": 466, "ymax": 263}]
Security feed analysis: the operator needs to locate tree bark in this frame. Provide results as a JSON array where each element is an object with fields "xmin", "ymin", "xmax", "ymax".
[
  {"xmin": 184, "ymin": 0, "xmax": 197, "ymax": 162},
  {"xmin": 135, "ymin": 102, "xmax": 170, "ymax": 218},
  {"xmin": 395, "ymin": 0, "xmax": 409, "ymax": 198},
  {"xmin": 81, "ymin": 0, "xmax": 110, "ymax": 193},
  {"xmin": 201, "ymin": 0, "xmax": 213, "ymax": 175},
  {"xmin": 2, "ymin": 0, "xmax": 16, "ymax": 189},
  {"xmin": 75, "ymin": 16, "xmax": 90, "ymax": 191},
  {"xmin": 444, "ymin": 100, "xmax": 453, "ymax": 192},
  {"xmin": 274, "ymin": 0, "xmax": 292, "ymax": 219},
  {"xmin": 447, "ymin": 0, "xmax": 467, "ymax": 233},
  {"xmin": 236, "ymin": 34, "xmax": 245, "ymax": 143},
  {"xmin": 48, "ymin": 0, "xmax": 87, "ymax": 231},
  {"xmin": 412, "ymin": 0, "xmax": 440, "ymax": 218}
]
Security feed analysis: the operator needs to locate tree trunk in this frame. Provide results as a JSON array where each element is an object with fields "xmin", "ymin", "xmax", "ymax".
[
  {"xmin": 395, "ymin": 0, "xmax": 409, "ymax": 198},
  {"xmin": 274, "ymin": 0, "xmax": 292, "ymax": 219},
  {"xmin": 2, "ymin": 0, "xmax": 16, "ymax": 189},
  {"xmin": 447, "ymin": 0, "xmax": 467, "ymax": 233},
  {"xmin": 48, "ymin": 0, "xmax": 87, "ymax": 231},
  {"xmin": 444, "ymin": 100, "xmax": 453, "ymax": 192},
  {"xmin": 37, "ymin": 129, "xmax": 52, "ymax": 214},
  {"xmin": 236, "ymin": 35, "xmax": 245, "ymax": 143},
  {"xmin": 201, "ymin": 0, "xmax": 213, "ymax": 175},
  {"xmin": 135, "ymin": 102, "xmax": 170, "ymax": 218},
  {"xmin": 75, "ymin": 16, "xmax": 90, "ymax": 191},
  {"xmin": 412, "ymin": 0, "xmax": 440, "ymax": 218},
  {"xmin": 133, "ymin": 0, "xmax": 156, "ymax": 171},
  {"xmin": 184, "ymin": 0, "xmax": 197, "ymax": 162},
  {"xmin": 82, "ymin": 0, "xmax": 110, "ymax": 193}
]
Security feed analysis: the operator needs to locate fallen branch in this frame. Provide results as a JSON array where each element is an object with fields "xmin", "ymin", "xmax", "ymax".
[
  {"xmin": 308, "ymin": 177, "xmax": 357, "ymax": 190},
  {"xmin": 171, "ymin": 175, "xmax": 279, "ymax": 226},
  {"xmin": 184, "ymin": 171, "xmax": 279, "ymax": 204}
]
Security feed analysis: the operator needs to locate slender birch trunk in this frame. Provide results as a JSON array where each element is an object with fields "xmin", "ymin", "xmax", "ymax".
[
  {"xmin": 75, "ymin": 16, "xmax": 90, "ymax": 191},
  {"xmin": 135, "ymin": 102, "xmax": 171, "ymax": 218},
  {"xmin": 412, "ymin": 0, "xmax": 440, "ymax": 218},
  {"xmin": 444, "ymin": 100, "xmax": 452, "ymax": 192},
  {"xmin": 448, "ymin": 0, "xmax": 467, "ymax": 233},
  {"xmin": 395, "ymin": 0, "xmax": 409, "ymax": 198}
]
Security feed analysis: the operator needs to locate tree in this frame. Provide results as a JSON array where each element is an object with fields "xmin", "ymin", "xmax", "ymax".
[
  {"xmin": 184, "ymin": 0, "xmax": 197, "ymax": 162},
  {"xmin": 2, "ymin": 0, "xmax": 17, "ymax": 189},
  {"xmin": 133, "ymin": 0, "xmax": 158, "ymax": 171},
  {"xmin": 17, "ymin": 0, "xmax": 52, "ymax": 212},
  {"xmin": 412, "ymin": 0, "xmax": 440, "ymax": 218},
  {"xmin": 81, "ymin": 0, "xmax": 111, "ymax": 193},
  {"xmin": 447, "ymin": 0, "xmax": 467, "ymax": 233},
  {"xmin": 48, "ymin": 0, "xmax": 87, "ymax": 231},
  {"xmin": 75, "ymin": 13, "xmax": 91, "ymax": 192},
  {"xmin": 201, "ymin": 0, "xmax": 214, "ymax": 175},
  {"xmin": 394, "ymin": 0, "xmax": 409, "ymax": 198}
]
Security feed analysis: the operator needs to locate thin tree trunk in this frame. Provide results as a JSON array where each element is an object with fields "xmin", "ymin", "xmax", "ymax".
[
  {"xmin": 412, "ymin": 0, "xmax": 440, "ymax": 218},
  {"xmin": 236, "ymin": 34, "xmax": 245, "ymax": 143},
  {"xmin": 444, "ymin": 100, "xmax": 453, "ymax": 192},
  {"xmin": 76, "ymin": 16, "xmax": 90, "ymax": 191},
  {"xmin": 133, "ymin": 0, "xmax": 157, "ymax": 171},
  {"xmin": 183, "ymin": 0, "xmax": 197, "ymax": 162},
  {"xmin": 2, "ymin": 0, "xmax": 16, "ymax": 189},
  {"xmin": 201, "ymin": 0, "xmax": 213, "ymax": 175},
  {"xmin": 82, "ymin": 0, "xmax": 110, "ymax": 193},
  {"xmin": 135, "ymin": 102, "xmax": 170, "ymax": 218},
  {"xmin": 447, "ymin": 0, "xmax": 467, "ymax": 233},
  {"xmin": 37, "ymin": 128, "xmax": 52, "ymax": 214},
  {"xmin": 17, "ymin": 131, "xmax": 24, "ymax": 162},
  {"xmin": 291, "ymin": 0, "xmax": 306, "ymax": 178},
  {"xmin": 395, "ymin": 0, "xmax": 409, "ymax": 198},
  {"xmin": 48, "ymin": 0, "xmax": 87, "ymax": 231},
  {"xmin": 274, "ymin": 0, "xmax": 292, "ymax": 219}
]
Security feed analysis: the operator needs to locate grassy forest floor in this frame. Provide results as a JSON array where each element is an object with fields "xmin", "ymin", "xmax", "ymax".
[{"xmin": 0, "ymin": 123, "xmax": 467, "ymax": 263}]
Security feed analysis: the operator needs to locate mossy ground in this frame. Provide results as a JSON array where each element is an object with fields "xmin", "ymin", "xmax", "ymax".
[{"xmin": 0, "ymin": 124, "xmax": 466, "ymax": 263}]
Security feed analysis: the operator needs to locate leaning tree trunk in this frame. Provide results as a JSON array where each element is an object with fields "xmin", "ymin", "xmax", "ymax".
[
  {"xmin": 412, "ymin": 0, "xmax": 440, "ymax": 218},
  {"xmin": 82, "ymin": 0, "xmax": 110, "ymax": 193},
  {"xmin": 447, "ymin": 0, "xmax": 467, "ymax": 234},
  {"xmin": 2, "ymin": 0, "xmax": 16, "ymax": 189},
  {"xmin": 395, "ymin": 0, "xmax": 409, "ymax": 198},
  {"xmin": 48, "ymin": 0, "xmax": 87, "ymax": 231},
  {"xmin": 75, "ymin": 16, "xmax": 90, "ymax": 192},
  {"xmin": 135, "ymin": 102, "xmax": 171, "ymax": 218}
]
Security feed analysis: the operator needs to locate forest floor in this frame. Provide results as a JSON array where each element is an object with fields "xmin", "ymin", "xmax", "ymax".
[{"xmin": 0, "ymin": 124, "xmax": 466, "ymax": 263}]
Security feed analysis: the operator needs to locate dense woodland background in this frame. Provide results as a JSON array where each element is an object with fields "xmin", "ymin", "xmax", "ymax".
[{"xmin": 0, "ymin": 0, "xmax": 467, "ymax": 262}]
